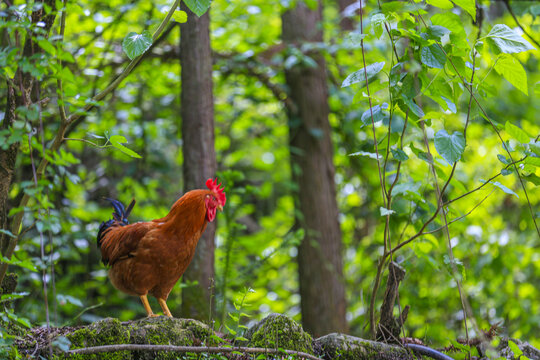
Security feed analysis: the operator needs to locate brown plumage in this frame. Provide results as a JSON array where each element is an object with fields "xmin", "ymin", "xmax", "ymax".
[{"xmin": 97, "ymin": 179, "xmax": 226, "ymax": 317}]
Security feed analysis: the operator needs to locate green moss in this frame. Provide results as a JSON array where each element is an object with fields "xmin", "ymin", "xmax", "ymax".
[
  {"xmin": 247, "ymin": 313, "xmax": 314, "ymax": 355},
  {"xmin": 316, "ymin": 333, "xmax": 409, "ymax": 360},
  {"xmin": 0, "ymin": 273, "xmax": 18, "ymax": 295},
  {"xmin": 127, "ymin": 317, "xmax": 213, "ymax": 360},
  {"xmin": 66, "ymin": 318, "xmax": 130, "ymax": 360}
]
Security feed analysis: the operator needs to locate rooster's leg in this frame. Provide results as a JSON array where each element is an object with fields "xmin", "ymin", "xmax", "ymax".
[
  {"xmin": 158, "ymin": 298, "xmax": 173, "ymax": 317},
  {"xmin": 139, "ymin": 295, "xmax": 158, "ymax": 317}
]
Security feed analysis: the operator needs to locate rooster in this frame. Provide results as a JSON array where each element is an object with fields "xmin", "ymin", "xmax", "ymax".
[{"xmin": 96, "ymin": 178, "xmax": 226, "ymax": 317}]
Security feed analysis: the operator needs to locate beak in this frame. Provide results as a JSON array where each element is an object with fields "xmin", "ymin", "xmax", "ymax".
[{"xmin": 217, "ymin": 205, "xmax": 223, "ymax": 212}]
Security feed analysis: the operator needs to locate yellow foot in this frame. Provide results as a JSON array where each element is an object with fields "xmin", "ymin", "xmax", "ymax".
[{"xmin": 148, "ymin": 313, "xmax": 160, "ymax": 318}]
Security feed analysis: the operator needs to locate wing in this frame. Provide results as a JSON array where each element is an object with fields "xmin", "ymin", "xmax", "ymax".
[{"xmin": 99, "ymin": 222, "xmax": 154, "ymax": 266}]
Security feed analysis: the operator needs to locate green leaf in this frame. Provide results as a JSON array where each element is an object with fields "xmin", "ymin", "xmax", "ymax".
[
  {"xmin": 173, "ymin": 10, "xmax": 188, "ymax": 23},
  {"xmin": 371, "ymin": 13, "xmax": 385, "ymax": 39},
  {"xmin": 495, "ymin": 54, "xmax": 528, "ymax": 95},
  {"xmin": 426, "ymin": 0, "xmax": 453, "ymax": 9},
  {"xmin": 525, "ymin": 157, "xmax": 540, "ymax": 167},
  {"xmin": 421, "ymin": 45, "xmax": 446, "ymax": 69},
  {"xmin": 487, "ymin": 181, "xmax": 519, "ymax": 198},
  {"xmin": 505, "ymin": 121, "xmax": 530, "ymax": 143},
  {"xmin": 361, "ymin": 104, "xmax": 387, "ymax": 126},
  {"xmin": 0, "ymin": 229, "xmax": 16, "ymax": 238},
  {"xmin": 0, "ymin": 255, "xmax": 37, "ymax": 272},
  {"xmin": 109, "ymin": 135, "xmax": 142, "ymax": 158},
  {"xmin": 391, "ymin": 148, "xmax": 409, "ymax": 161},
  {"xmin": 428, "ymin": 25, "xmax": 450, "ymax": 39},
  {"xmin": 122, "ymin": 30, "xmax": 153, "ymax": 60},
  {"xmin": 392, "ymin": 181, "xmax": 421, "ymax": 196},
  {"xmin": 37, "ymin": 39, "xmax": 56, "ymax": 55},
  {"xmin": 485, "ymin": 24, "xmax": 535, "ymax": 54},
  {"xmin": 434, "ymin": 130, "xmax": 466, "ymax": 164},
  {"xmin": 349, "ymin": 151, "xmax": 382, "ymax": 160},
  {"xmin": 523, "ymin": 173, "xmax": 540, "ymax": 186},
  {"xmin": 183, "ymin": 0, "xmax": 212, "ymax": 17},
  {"xmin": 401, "ymin": 96, "xmax": 424, "ymax": 118},
  {"xmin": 452, "ymin": 0, "xmax": 476, "ymax": 18},
  {"xmin": 380, "ymin": 207, "xmax": 395, "ymax": 216},
  {"xmin": 508, "ymin": 340, "xmax": 523, "ymax": 357},
  {"xmin": 497, "ymin": 154, "xmax": 510, "ymax": 165},
  {"xmin": 342, "ymin": 62, "xmax": 385, "ymax": 88}
]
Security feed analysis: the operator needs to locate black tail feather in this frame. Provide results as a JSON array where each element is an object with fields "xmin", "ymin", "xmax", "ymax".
[{"xmin": 97, "ymin": 198, "xmax": 136, "ymax": 248}]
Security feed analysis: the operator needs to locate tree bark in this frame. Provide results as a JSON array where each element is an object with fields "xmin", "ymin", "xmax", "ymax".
[
  {"xmin": 179, "ymin": 5, "xmax": 216, "ymax": 321},
  {"xmin": 282, "ymin": 1, "xmax": 348, "ymax": 337},
  {"xmin": 336, "ymin": 0, "xmax": 357, "ymax": 31}
]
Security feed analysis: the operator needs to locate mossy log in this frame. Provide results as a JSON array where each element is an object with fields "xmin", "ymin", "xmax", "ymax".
[{"xmin": 13, "ymin": 313, "xmax": 540, "ymax": 360}]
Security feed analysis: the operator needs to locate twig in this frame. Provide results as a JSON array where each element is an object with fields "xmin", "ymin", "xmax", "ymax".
[
  {"xmin": 67, "ymin": 344, "xmax": 323, "ymax": 360},
  {"xmin": 56, "ymin": 0, "xmax": 67, "ymax": 125},
  {"xmin": 424, "ymin": 190, "xmax": 495, "ymax": 235},
  {"xmin": 444, "ymin": 157, "xmax": 527, "ymax": 206}
]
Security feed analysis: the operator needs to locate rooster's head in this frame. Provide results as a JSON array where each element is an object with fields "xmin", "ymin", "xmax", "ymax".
[{"xmin": 205, "ymin": 178, "xmax": 226, "ymax": 222}]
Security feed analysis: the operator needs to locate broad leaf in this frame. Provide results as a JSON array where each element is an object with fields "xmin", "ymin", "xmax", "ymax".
[
  {"xmin": 452, "ymin": 0, "xmax": 476, "ymax": 18},
  {"xmin": 428, "ymin": 25, "xmax": 451, "ymax": 39},
  {"xmin": 122, "ymin": 30, "xmax": 153, "ymax": 60},
  {"xmin": 109, "ymin": 135, "xmax": 142, "ymax": 158},
  {"xmin": 505, "ymin": 121, "xmax": 530, "ymax": 143},
  {"xmin": 494, "ymin": 54, "xmax": 528, "ymax": 95},
  {"xmin": 434, "ymin": 130, "xmax": 466, "ymax": 164},
  {"xmin": 371, "ymin": 13, "xmax": 385, "ymax": 39},
  {"xmin": 523, "ymin": 173, "xmax": 540, "ymax": 186},
  {"xmin": 391, "ymin": 148, "xmax": 409, "ymax": 161},
  {"xmin": 488, "ymin": 181, "xmax": 519, "ymax": 198},
  {"xmin": 525, "ymin": 157, "xmax": 540, "ymax": 167},
  {"xmin": 421, "ymin": 45, "xmax": 446, "ymax": 68},
  {"xmin": 183, "ymin": 0, "xmax": 212, "ymax": 17},
  {"xmin": 401, "ymin": 96, "xmax": 424, "ymax": 118},
  {"xmin": 342, "ymin": 62, "xmax": 385, "ymax": 88},
  {"xmin": 426, "ymin": 0, "xmax": 453, "ymax": 9},
  {"xmin": 485, "ymin": 24, "xmax": 535, "ymax": 54},
  {"xmin": 361, "ymin": 104, "xmax": 387, "ymax": 126}
]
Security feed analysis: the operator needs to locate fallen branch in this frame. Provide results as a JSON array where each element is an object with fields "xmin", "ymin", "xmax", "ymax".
[{"xmin": 67, "ymin": 344, "xmax": 323, "ymax": 360}]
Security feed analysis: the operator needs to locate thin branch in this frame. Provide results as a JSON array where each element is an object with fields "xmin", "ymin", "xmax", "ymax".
[
  {"xmin": 63, "ymin": 138, "xmax": 108, "ymax": 147},
  {"xmin": 424, "ymin": 190, "xmax": 495, "ymax": 235},
  {"xmin": 56, "ymin": 0, "xmax": 67, "ymax": 125},
  {"xmin": 67, "ymin": 344, "xmax": 323, "ymax": 360},
  {"xmin": 444, "ymin": 156, "xmax": 526, "ymax": 206}
]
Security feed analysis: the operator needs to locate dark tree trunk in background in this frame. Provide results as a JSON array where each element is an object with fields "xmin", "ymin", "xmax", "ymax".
[
  {"xmin": 179, "ymin": 5, "xmax": 216, "ymax": 320},
  {"xmin": 336, "ymin": 0, "xmax": 357, "ymax": 31},
  {"xmin": 282, "ymin": 1, "xmax": 348, "ymax": 337}
]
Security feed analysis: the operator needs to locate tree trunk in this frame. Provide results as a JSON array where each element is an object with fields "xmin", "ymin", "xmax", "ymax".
[
  {"xmin": 336, "ymin": 0, "xmax": 357, "ymax": 31},
  {"xmin": 179, "ymin": 5, "xmax": 216, "ymax": 321},
  {"xmin": 282, "ymin": 1, "xmax": 348, "ymax": 337}
]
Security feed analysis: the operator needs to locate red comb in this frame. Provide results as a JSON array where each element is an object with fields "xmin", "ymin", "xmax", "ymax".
[{"xmin": 206, "ymin": 178, "xmax": 226, "ymax": 206}]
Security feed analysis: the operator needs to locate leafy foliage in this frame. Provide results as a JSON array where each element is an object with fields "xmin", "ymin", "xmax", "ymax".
[{"xmin": 0, "ymin": 0, "xmax": 539, "ymax": 355}]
